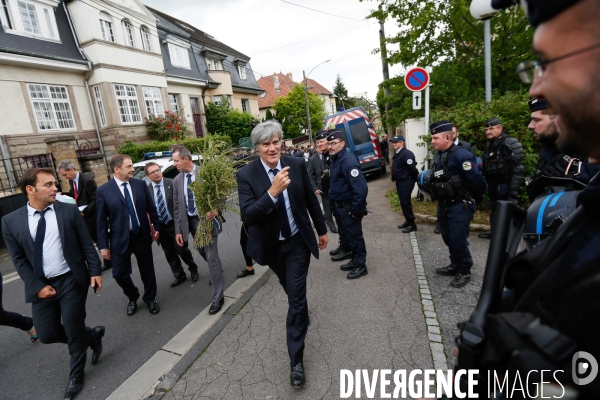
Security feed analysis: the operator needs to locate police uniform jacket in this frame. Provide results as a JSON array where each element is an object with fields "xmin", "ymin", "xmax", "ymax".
[
  {"xmin": 391, "ymin": 147, "xmax": 419, "ymax": 183},
  {"xmin": 328, "ymin": 149, "xmax": 368, "ymax": 217},
  {"xmin": 435, "ymin": 144, "xmax": 486, "ymax": 202},
  {"xmin": 482, "ymin": 132, "xmax": 525, "ymax": 195}
]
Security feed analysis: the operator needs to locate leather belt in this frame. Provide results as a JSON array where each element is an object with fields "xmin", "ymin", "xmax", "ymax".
[{"xmin": 333, "ymin": 201, "xmax": 351, "ymax": 208}]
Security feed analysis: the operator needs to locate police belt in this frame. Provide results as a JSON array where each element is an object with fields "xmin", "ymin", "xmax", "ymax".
[{"xmin": 333, "ymin": 200, "xmax": 352, "ymax": 208}]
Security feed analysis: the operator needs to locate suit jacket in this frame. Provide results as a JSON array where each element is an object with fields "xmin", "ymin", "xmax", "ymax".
[
  {"xmin": 236, "ymin": 156, "xmax": 327, "ymax": 266},
  {"xmin": 173, "ymin": 167, "xmax": 223, "ymax": 240},
  {"xmin": 1, "ymin": 202, "xmax": 102, "ymax": 303},
  {"xmin": 96, "ymin": 178, "xmax": 161, "ymax": 254},
  {"xmin": 148, "ymin": 177, "xmax": 175, "ymax": 217},
  {"xmin": 307, "ymin": 152, "xmax": 324, "ymax": 193},
  {"xmin": 68, "ymin": 172, "xmax": 97, "ymax": 223}
]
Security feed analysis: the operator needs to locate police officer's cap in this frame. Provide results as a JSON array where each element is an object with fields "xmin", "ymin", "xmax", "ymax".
[
  {"xmin": 315, "ymin": 130, "xmax": 328, "ymax": 141},
  {"xmin": 485, "ymin": 117, "xmax": 502, "ymax": 127},
  {"xmin": 430, "ymin": 121, "xmax": 453, "ymax": 135},
  {"xmin": 527, "ymin": 98, "xmax": 548, "ymax": 112},
  {"xmin": 491, "ymin": 0, "xmax": 583, "ymax": 27},
  {"xmin": 390, "ymin": 135, "xmax": 405, "ymax": 143},
  {"xmin": 327, "ymin": 130, "xmax": 344, "ymax": 141}
]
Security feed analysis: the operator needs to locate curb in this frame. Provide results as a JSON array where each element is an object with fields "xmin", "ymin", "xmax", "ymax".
[{"xmin": 409, "ymin": 231, "xmax": 449, "ymax": 370}]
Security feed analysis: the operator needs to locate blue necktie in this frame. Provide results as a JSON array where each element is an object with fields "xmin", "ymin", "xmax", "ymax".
[
  {"xmin": 156, "ymin": 185, "xmax": 170, "ymax": 224},
  {"xmin": 122, "ymin": 182, "xmax": 140, "ymax": 234},
  {"xmin": 270, "ymin": 169, "xmax": 292, "ymax": 238},
  {"xmin": 186, "ymin": 173, "xmax": 196, "ymax": 215},
  {"xmin": 33, "ymin": 209, "xmax": 48, "ymax": 280}
]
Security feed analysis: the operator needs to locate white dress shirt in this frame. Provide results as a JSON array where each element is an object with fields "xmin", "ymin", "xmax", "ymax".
[
  {"xmin": 113, "ymin": 177, "xmax": 140, "ymax": 230},
  {"xmin": 260, "ymin": 159, "xmax": 298, "ymax": 240},
  {"xmin": 27, "ymin": 203, "xmax": 70, "ymax": 278}
]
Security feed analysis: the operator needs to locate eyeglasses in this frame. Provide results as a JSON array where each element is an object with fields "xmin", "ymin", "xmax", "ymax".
[
  {"xmin": 146, "ymin": 169, "xmax": 161, "ymax": 175},
  {"xmin": 516, "ymin": 42, "xmax": 600, "ymax": 84},
  {"xmin": 327, "ymin": 141, "xmax": 342, "ymax": 146}
]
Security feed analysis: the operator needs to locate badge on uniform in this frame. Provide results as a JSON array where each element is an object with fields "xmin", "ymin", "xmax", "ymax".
[
  {"xmin": 350, "ymin": 168, "xmax": 359, "ymax": 177},
  {"xmin": 463, "ymin": 161, "xmax": 473, "ymax": 171},
  {"xmin": 407, "ymin": 159, "xmax": 413, "ymax": 165}
]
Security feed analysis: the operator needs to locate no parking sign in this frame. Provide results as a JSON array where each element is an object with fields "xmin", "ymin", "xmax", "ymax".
[{"xmin": 404, "ymin": 67, "xmax": 430, "ymax": 92}]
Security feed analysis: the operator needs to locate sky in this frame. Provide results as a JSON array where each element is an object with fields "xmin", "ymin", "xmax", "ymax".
[{"xmin": 142, "ymin": 0, "xmax": 404, "ymax": 101}]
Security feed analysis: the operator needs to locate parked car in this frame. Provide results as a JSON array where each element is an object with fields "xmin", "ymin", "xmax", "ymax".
[{"xmin": 132, "ymin": 151, "xmax": 202, "ymax": 183}]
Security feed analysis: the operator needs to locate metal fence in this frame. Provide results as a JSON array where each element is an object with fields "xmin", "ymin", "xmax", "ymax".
[{"xmin": 0, "ymin": 153, "xmax": 61, "ymax": 195}]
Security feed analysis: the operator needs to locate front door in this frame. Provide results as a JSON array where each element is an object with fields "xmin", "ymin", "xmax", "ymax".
[{"xmin": 190, "ymin": 97, "xmax": 203, "ymax": 137}]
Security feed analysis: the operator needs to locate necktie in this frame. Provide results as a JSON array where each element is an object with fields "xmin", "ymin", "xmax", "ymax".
[
  {"xmin": 122, "ymin": 183, "xmax": 140, "ymax": 234},
  {"xmin": 73, "ymin": 181, "xmax": 78, "ymax": 202},
  {"xmin": 33, "ymin": 209, "xmax": 48, "ymax": 280},
  {"xmin": 270, "ymin": 169, "xmax": 292, "ymax": 238},
  {"xmin": 186, "ymin": 173, "xmax": 196, "ymax": 215},
  {"xmin": 156, "ymin": 185, "xmax": 169, "ymax": 224}
]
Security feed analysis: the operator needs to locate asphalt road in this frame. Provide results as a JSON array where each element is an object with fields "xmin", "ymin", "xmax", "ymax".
[{"xmin": 0, "ymin": 208, "xmax": 248, "ymax": 400}]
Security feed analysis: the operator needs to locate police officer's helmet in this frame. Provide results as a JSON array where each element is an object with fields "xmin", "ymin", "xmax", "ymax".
[{"xmin": 417, "ymin": 169, "xmax": 437, "ymax": 202}]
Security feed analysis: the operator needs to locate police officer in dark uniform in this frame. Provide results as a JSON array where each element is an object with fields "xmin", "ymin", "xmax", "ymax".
[
  {"xmin": 327, "ymin": 130, "xmax": 369, "ymax": 280},
  {"xmin": 390, "ymin": 135, "xmax": 419, "ymax": 233},
  {"xmin": 478, "ymin": 117, "xmax": 524, "ymax": 239},
  {"xmin": 427, "ymin": 121, "xmax": 486, "ymax": 288},
  {"xmin": 307, "ymin": 130, "xmax": 338, "ymax": 233}
]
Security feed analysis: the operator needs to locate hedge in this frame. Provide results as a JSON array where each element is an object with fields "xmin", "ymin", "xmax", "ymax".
[{"xmin": 118, "ymin": 135, "xmax": 232, "ymax": 162}]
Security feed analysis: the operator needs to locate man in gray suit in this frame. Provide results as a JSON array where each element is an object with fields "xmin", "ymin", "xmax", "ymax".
[
  {"xmin": 145, "ymin": 162, "xmax": 199, "ymax": 287},
  {"xmin": 172, "ymin": 146, "xmax": 225, "ymax": 315},
  {"xmin": 2, "ymin": 168, "xmax": 104, "ymax": 400}
]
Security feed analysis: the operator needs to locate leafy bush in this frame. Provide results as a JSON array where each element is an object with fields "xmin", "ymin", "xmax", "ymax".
[
  {"xmin": 145, "ymin": 111, "xmax": 190, "ymax": 141},
  {"xmin": 118, "ymin": 135, "xmax": 232, "ymax": 162},
  {"xmin": 205, "ymin": 101, "xmax": 254, "ymax": 146}
]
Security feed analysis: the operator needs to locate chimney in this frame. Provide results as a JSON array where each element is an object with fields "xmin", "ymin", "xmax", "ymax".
[
  {"xmin": 286, "ymin": 72, "xmax": 293, "ymax": 81},
  {"xmin": 273, "ymin": 73, "xmax": 280, "ymax": 89}
]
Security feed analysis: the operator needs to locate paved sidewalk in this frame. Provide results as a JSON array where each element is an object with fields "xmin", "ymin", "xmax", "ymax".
[{"xmin": 151, "ymin": 175, "xmax": 438, "ymax": 399}]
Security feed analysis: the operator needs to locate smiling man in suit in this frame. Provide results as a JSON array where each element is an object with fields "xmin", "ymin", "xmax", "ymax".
[
  {"xmin": 96, "ymin": 155, "xmax": 161, "ymax": 316},
  {"xmin": 145, "ymin": 162, "xmax": 199, "ymax": 287},
  {"xmin": 2, "ymin": 168, "xmax": 105, "ymax": 399},
  {"xmin": 236, "ymin": 120, "xmax": 328, "ymax": 388}
]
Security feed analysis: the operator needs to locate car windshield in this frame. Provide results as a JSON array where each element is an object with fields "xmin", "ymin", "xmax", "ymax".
[{"xmin": 132, "ymin": 166, "xmax": 147, "ymax": 180}]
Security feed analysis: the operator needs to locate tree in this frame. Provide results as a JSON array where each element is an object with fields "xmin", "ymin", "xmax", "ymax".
[
  {"xmin": 205, "ymin": 100, "xmax": 253, "ymax": 145},
  {"xmin": 332, "ymin": 74, "xmax": 356, "ymax": 111},
  {"xmin": 273, "ymin": 84, "xmax": 326, "ymax": 138}
]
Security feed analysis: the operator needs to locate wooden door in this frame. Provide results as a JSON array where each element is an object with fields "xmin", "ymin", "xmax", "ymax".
[{"xmin": 190, "ymin": 97, "xmax": 203, "ymax": 137}]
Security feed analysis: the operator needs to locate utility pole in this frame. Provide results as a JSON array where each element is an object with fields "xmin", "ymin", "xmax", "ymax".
[{"xmin": 378, "ymin": 4, "xmax": 393, "ymax": 136}]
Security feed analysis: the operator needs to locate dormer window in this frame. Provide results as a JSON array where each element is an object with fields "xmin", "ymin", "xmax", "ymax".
[
  {"xmin": 206, "ymin": 58, "xmax": 223, "ymax": 71},
  {"xmin": 168, "ymin": 43, "xmax": 190, "ymax": 69},
  {"xmin": 1, "ymin": 0, "xmax": 59, "ymax": 41},
  {"xmin": 238, "ymin": 63, "xmax": 247, "ymax": 80}
]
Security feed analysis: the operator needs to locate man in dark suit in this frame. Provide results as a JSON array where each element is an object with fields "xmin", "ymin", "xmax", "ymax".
[
  {"xmin": 307, "ymin": 130, "xmax": 337, "ymax": 233},
  {"xmin": 172, "ymin": 146, "xmax": 225, "ymax": 315},
  {"xmin": 452, "ymin": 124, "xmax": 474, "ymax": 154},
  {"xmin": 236, "ymin": 120, "xmax": 328, "ymax": 388},
  {"xmin": 2, "ymin": 168, "xmax": 105, "ymax": 400},
  {"xmin": 57, "ymin": 161, "xmax": 112, "ymax": 271},
  {"xmin": 144, "ymin": 162, "xmax": 199, "ymax": 287},
  {"xmin": 96, "ymin": 154, "xmax": 161, "ymax": 316}
]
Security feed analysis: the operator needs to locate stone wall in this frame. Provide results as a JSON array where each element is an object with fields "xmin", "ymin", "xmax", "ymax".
[{"xmin": 79, "ymin": 153, "xmax": 109, "ymax": 186}]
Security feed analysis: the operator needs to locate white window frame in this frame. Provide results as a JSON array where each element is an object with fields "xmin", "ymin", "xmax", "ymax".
[
  {"xmin": 93, "ymin": 86, "xmax": 107, "ymax": 127},
  {"xmin": 238, "ymin": 64, "xmax": 247, "ymax": 80},
  {"xmin": 1, "ymin": 0, "xmax": 59, "ymax": 41},
  {"xmin": 114, "ymin": 84, "xmax": 141, "ymax": 124},
  {"xmin": 142, "ymin": 86, "xmax": 164, "ymax": 118},
  {"xmin": 121, "ymin": 20, "xmax": 134, "ymax": 47},
  {"xmin": 27, "ymin": 84, "xmax": 76, "ymax": 131},
  {"xmin": 212, "ymin": 95, "xmax": 222, "ymax": 106},
  {"xmin": 227, "ymin": 95, "xmax": 233, "ymax": 108},
  {"xmin": 140, "ymin": 25, "xmax": 151, "ymax": 51},
  {"xmin": 168, "ymin": 43, "xmax": 190, "ymax": 69},
  {"xmin": 206, "ymin": 58, "xmax": 223, "ymax": 71},
  {"xmin": 99, "ymin": 12, "xmax": 114, "ymax": 42},
  {"xmin": 18, "ymin": 1, "xmax": 40, "ymax": 34},
  {"xmin": 168, "ymin": 94, "xmax": 180, "ymax": 113},
  {"xmin": 241, "ymin": 98, "xmax": 250, "ymax": 113},
  {"xmin": 1, "ymin": 0, "xmax": 13, "ymax": 29}
]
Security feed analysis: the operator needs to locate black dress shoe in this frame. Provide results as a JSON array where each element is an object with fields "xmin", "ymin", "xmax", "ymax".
[
  {"xmin": 148, "ymin": 300, "xmax": 160, "ymax": 315},
  {"xmin": 89, "ymin": 326, "xmax": 105, "ymax": 366},
  {"xmin": 191, "ymin": 272, "xmax": 199, "ymax": 282},
  {"xmin": 478, "ymin": 231, "xmax": 492, "ymax": 239},
  {"xmin": 340, "ymin": 261, "xmax": 357, "ymax": 271},
  {"xmin": 63, "ymin": 376, "xmax": 84, "ymax": 400},
  {"xmin": 451, "ymin": 273, "xmax": 471, "ymax": 288},
  {"xmin": 398, "ymin": 221, "xmax": 410, "ymax": 229},
  {"xmin": 209, "ymin": 297, "xmax": 225, "ymax": 315},
  {"xmin": 434, "ymin": 227, "xmax": 441, "ymax": 234},
  {"xmin": 290, "ymin": 362, "xmax": 306, "ymax": 388},
  {"xmin": 329, "ymin": 245, "xmax": 342, "ymax": 256},
  {"xmin": 347, "ymin": 265, "xmax": 368, "ymax": 279},
  {"xmin": 328, "ymin": 224, "xmax": 338, "ymax": 234},
  {"xmin": 402, "ymin": 224, "xmax": 417, "ymax": 233},
  {"xmin": 170, "ymin": 277, "xmax": 187, "ymax": 288},
  {"xmin": 436, "ymin": 264, "xmax": 457, "ymax": 275},
  {"xmin": 237, "ymin": 268, "xmax": 255, "ymax": 278},
  {"xmin": 127, "ymin": 301, "xmax": 137, "ymax": 316},
  {"xmin": 331, "ymin": 249, "xmax": 352, "ymax": 262}
]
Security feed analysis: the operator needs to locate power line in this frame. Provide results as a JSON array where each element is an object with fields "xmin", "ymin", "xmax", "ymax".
[{"xmin": 279, "ymin": 0, "xmax": 365, "ymax": 21}]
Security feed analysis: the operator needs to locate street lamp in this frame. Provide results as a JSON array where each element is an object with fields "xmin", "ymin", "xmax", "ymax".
[
  {"xmin": 303, "ymin": 59, "xmax": 330, "ymax": 144},
  {"xmin": 470, "ymin": 0, "xmax": 500, "ymax": 104}
]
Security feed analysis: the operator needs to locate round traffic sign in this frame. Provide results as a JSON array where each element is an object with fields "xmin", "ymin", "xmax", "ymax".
[{"xmin": 404, "ymin": 67, "xmax": 430, "ymax": 92}]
